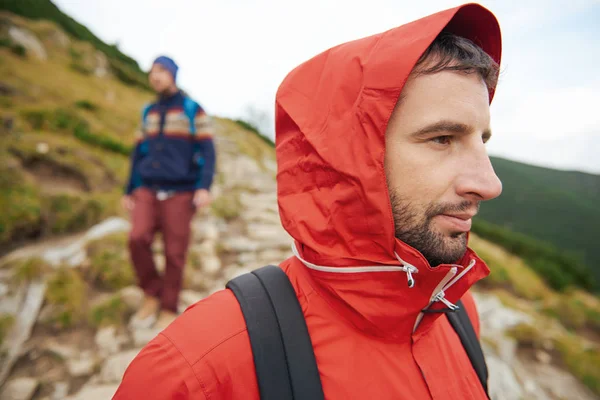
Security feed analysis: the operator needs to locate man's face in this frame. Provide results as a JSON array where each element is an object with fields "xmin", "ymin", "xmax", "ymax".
[
  {"xmin": 384, "ymin": 68, "xmax": 502, "ymax": 266},
  {"xmin": 149, "ymin": 64, "xmax": 175, "ymax": 94}
]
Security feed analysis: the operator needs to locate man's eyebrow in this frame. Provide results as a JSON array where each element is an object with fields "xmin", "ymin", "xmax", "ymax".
[
  {"xmin": 411, "ymin": 121, "xmax": 471, "ymax": 137},
  {"xmin": 411, "ymin": 120, "xmax": 493, "ymax": 139}
]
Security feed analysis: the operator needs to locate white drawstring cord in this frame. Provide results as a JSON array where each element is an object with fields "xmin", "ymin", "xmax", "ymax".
[
  {"xmin": 430, "ymin": 259, "xmax": 476, "ymax": 310},
  {"xmin": 394, "ymin": 252, "xmax": 419, "ymax": 288},
  {"xmin": 291, "ymin": 243, "xmax": 419, "ymax": 287},
  {"xmin": 412, "ymin": 259, "xmax": 477, "ymax": 332}
]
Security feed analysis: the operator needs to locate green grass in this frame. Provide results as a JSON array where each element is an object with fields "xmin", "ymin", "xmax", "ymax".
[
  {"xmin": 0, "ymin": 314, "xmax": 15, "ymax": 347},
  {"xmin": 86, "ymin": 232, "xmax": 135, "ymax": 290},
  {"xmin": 12, "ymin": 257, "xmax": 48, "ymax": 283},
  {"xmin": 507, "ymin": 319, "xmax": 600, "ymax": 396},
  {"xmin": 88, "ymin": 294, "xmax": 127, "ymax": 328},
  {"xmin": 43, "ymin": 193, "xmax": 106, "ymax": 234},
  {"xmin": 74, "ymin": 99, "xmax": 98, "ymax": 111},
  {"xmin": 472, "ymin": 219, "xmax": 597, "ymax": 292},
  {"xmin": 19, "ymin": 107, "xmax": 132, "ymax": 155},
  {"xmin": 0, "ymin": 152, "xmax": 43, "ymax": 244},
  {"xmin": 45, "ymin": 267, "xmax": 87, "ymax": 329},
  {"xmin": 211, "ymin": 193, "xmax": 242, "ymax": 221}
]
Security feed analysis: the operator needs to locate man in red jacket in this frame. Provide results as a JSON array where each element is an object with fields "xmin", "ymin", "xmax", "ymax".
[{"xmin": 115, "ymin": 3, "xmax": 503, "ymax": 399}]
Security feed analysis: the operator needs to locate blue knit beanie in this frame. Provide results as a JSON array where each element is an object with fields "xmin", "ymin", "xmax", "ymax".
[{"xmin": 153, "ymin": 56, "xmax": 179, "ymax": 82}]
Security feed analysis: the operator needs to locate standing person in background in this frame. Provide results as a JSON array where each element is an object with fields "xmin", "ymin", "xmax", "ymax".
[{"xmin": 121, "ymin": 56, "xmax": 216, "ymax": 330}]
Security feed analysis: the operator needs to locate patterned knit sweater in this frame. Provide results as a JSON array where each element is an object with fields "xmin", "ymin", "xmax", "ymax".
[{"xmin": 125, "ymin": 91, "xmax": 216, "ymax": 194}]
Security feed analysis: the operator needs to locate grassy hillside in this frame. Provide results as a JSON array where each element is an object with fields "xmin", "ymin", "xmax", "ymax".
[
  {"xmin": 482, "ymin": 156, "xmax": 600, "ymax": 284},
  {"xmin": 469, "ymin": 233, "xmax": 600, "ymax": 395},
  {"xmin": 0, "ymin": 10, "xmax": 152, "ymax": 253},
  {"xmin": 0, "ymin": 0, "xmax": 150, "ymax": 91}
]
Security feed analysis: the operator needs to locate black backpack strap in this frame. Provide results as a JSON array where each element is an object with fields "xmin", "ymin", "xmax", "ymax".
[
  {"xmin": 226, "ymin": 265, "xmax": 325, "ymax": 400},
  {"xmin": 446, "ymin": 299, "xmax": 489, "ymax": 397}
]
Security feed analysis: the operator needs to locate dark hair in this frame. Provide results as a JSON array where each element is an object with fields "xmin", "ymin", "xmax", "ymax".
[{"xmin": 413, "ymin": 32, "xmax": 499, "ymax": 94}]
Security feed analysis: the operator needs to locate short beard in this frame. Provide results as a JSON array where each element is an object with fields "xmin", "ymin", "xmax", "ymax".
[{"xmin": 389, "ymin": 190, "xmax": 477, "ymax": 267}]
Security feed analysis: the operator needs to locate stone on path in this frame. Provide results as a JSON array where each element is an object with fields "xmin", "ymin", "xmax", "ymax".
[{"xmin": 0, "ymin": 377, "xmax": 40, "ymax": 400}]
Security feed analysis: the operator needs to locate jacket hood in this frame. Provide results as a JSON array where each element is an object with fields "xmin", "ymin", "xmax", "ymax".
[{"xmin": 275, "ymin": 3, "xmax": 501, "ymax": 337}]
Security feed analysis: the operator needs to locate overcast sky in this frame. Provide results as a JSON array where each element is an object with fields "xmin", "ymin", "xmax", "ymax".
[{"xmin": 52, "ymin": 0, "xmax": 600, "ymax": 174}]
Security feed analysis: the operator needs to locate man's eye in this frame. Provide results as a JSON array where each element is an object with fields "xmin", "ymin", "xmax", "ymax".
[{"xmin": 431, "ymin": 135, "xmax": 452, "ymax": 145}]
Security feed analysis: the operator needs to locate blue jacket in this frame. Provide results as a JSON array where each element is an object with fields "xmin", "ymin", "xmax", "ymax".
[{"xmin": 125, "ymin": 91, "xmax": 216, "ymax": 194}]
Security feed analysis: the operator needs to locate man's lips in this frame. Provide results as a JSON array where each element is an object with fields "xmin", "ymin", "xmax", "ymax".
[{"xmin": 436, "ymin": 212, "xmax": 476, "ymax": 232}]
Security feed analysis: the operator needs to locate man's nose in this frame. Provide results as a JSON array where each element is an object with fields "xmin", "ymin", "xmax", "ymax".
[{"xmin": 456, "ymin": 147, "xmax": 503, "ymax": 202}]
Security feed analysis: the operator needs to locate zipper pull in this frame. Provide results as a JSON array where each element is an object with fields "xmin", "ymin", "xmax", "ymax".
[{"xmin": 406, "ymin": 268, "xmax": 415, "ymax": 288}]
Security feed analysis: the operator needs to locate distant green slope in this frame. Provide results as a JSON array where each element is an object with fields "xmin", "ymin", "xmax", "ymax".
[
  {"xmin": 0, "ymin": 0, "xmax": 150, "ymax": 90},
  {"xmin": 480, "ymin": 156, "xmax": 600, "ymax": 282}
]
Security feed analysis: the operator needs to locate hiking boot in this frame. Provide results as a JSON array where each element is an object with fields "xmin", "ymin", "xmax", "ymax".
[
  {"xmin": 129, "ymin": 295, "xmax": 160, "ymax": 330},
  {"xmin": 154, "ymin": 310, "xmax": 178, "ymax": 331}
]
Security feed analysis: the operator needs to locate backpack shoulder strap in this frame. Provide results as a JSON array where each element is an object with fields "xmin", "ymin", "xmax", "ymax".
[
  {"xmin": 141, "ymin": 103, "xmax": 153, "ymax": 137},
  {"xmin": 226, "ymin": 265, "xmax": 325, "ymax": 400},
  {"xmin": 446, "ymin": 299, "xmax": 489, "ymax": 397},
  {"xmin": 182, "ymin": 96, "xmax": 200, "ymax": 135}
]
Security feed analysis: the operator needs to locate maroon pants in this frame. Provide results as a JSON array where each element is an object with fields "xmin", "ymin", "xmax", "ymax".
[{"xmin": 128, "ymin": 188, "xmax": 195, "ymax": 312}]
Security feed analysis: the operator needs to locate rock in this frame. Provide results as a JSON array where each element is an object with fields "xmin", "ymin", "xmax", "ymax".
[
  {"xmin": 472, "ymin": 292, "xmax": 532, "ymax": 334},
  {"xmin": 239, "ymin": 192, "xmax": 279, "ymax": 214},
  {"xmin": 98, "ymin": 350, "xmax": 140, "ymax": 384},
  {"xmin": 221, "ymin": 237, "xmax": 260, "ymax": 253},
  {"xmin": 37, "ymin": 303, "xmax": 58, "ymax": 325},
  {"xmin": 42, "ymin": 240, "xmax": 86, "ymax": 268},
  {"xmin": 93, "ymin": 51, "xmax": 109, "ymax": 78},
  {"xmin": 263, "ymin": 158, "xmax": 277, "ymax": 174},
  {"xmin": 521, "ymin": 358, "xmax": 598, "ymax": 400},
  {"xmin": 64, "ymin": 384, "xmax": 119, "ymax": 400},
  {"xmin": 84, "ymin": 217, "xmax": 130, "ymax": 242},
  {"xmin": 46, "ymin": 28, "xmax": 70, "ymax": 48},
  {"xmin": 0, "ymin": 281, "xmax": 8, "ymax": 297},
  {"xmin": 201, "ymin": 255, "xmax": 222, "ymax": 277},
  {"xmin": 179, "ymin": 290, "xmax": 204, "ymax": 310},
  {"xmin": 67, "ymin": 352, "xmax": 96, "ymax": 377},
  {"xmin": 119, "ymin": 286, "xmax": 143, "ymax": 311},
  {"xmin": 45, "ymin": 341, "xmax": 77, "ymax": 360},
  {"xmin": 0, "ymin": 377, "xmax": 39, "ymax": 400},
  {"xmin": 188, "ymin": 272, "xmax": 214, "ymax": 292},
  {"xmin": 218, "ymin": 155, "xmax": 270, "ymax": 191},
  {"xmin": 257, "ymin": 249, "xmax": 289, "ymax": 263},
  {"xmin": 225, "ymin": 266, "xmax": 254, "ymax": 282},
  {"xmin": 193, "ymin": 219, "xmax": 219, "ymax": 241},
  {"xmin": 237, "ymin": 252, "xmax": 257, "ymax": 265},
  {"xmin": 242, "ymin": 209, "xmax": 281, "ymax": 224},
  {"xmin": 485, "ymin": 355, "xmax": 524, "ymax": 400},
  {"xmin": 196, "ymin": 240, "xmax": 217, "ymax": 257},
  {"xmin": 207, "ymin": 279, "xmax": 227, "ymax": 296},
  {"xmin": 132, "ymin": 328, "xmax": 160, "ymax": 348},
  {"xmin": 246, "ymin": 223, "xmax": 292, "ymax": 248},
  {"xmin": 496, "ymin": 336, "xmax": 518, "ymax": 365},
  {"xmin": 36, "ymin": 142, "xmax": 49, "ymax": 154},
  {"xmin": 51, "ymin": 382, "xmax": 69, "ymax": 400},
  {"xmin": 535, "ymin": 350, "xmax": 552, "ymax": 364},
  {"xmin": 0, "ymin": 280, "xmax": 46, "ymax": 386},
  {"xmin": 8, "ymin": 26, "xmax": 47, "ymax": 60},
  {"xmin": 95, "ymin": 326, "xmax": 120, "ymax": 356}
]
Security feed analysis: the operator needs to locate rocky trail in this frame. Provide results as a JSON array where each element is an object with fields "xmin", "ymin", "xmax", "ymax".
[{"xmin": 0, "ymin": 135, "xmax": 295, "ymax": 399}]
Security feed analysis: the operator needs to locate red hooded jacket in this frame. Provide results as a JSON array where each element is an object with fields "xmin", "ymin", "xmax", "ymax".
[{"xmin": 115, "ymin": 3, "xmax": 501, "ymax": 399}]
